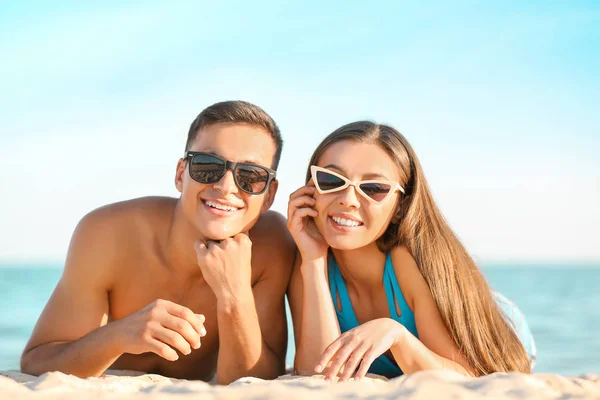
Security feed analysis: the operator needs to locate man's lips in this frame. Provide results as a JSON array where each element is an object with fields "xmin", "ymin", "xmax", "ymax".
[{"xmin": 202, "ymin": 199, "xmax": 243, "ymax": 211}]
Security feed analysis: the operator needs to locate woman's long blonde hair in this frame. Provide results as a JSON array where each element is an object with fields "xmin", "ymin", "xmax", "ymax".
[{"xmin": 306, "ymin": 121, "xmax": 530, "ymax": 375}]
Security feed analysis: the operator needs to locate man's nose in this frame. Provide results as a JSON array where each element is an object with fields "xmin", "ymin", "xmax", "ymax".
[{"xmin": 213, "ymin": 169, "xmax": 238, "ymax": 195}]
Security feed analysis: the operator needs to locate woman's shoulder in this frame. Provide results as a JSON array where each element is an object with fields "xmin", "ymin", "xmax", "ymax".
[
  {"xmin": 390, "ymin": 245, "xmax": 420, "ymax": 277},
  {"xmin": 390, "ymin": 246, "xmax": 427, "ymax": 312}
]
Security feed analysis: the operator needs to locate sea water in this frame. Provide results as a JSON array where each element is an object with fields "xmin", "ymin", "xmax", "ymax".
[{"xmin": 1, "ymin": 264, "xmax": 598, "ymax": 376}]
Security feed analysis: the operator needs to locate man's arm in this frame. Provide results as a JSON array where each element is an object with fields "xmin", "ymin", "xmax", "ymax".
[
  {"xmin": 20, "ymin": 208, "xmax": 123, "ymax": 377},
  {"xmin": 215, "ymin": 271, "xmax": 289, "ymax": 384},
  {"xmin": 21, "ymin": 206, "xmax": 206, "ymax": 378},
  {"xmin": 208, "ymin": 212, "xmax": 294, "ymax": 385}
]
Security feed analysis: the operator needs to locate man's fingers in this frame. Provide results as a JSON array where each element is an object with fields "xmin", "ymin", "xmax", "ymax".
[
  {"xmin": 232, "ymin": 233, "xmax": 251, "ymax": 243},
  {"xmin": 152, "ymin": 327, "xmax": 192, "ymax": 356},
  {"xmin": 161, "ymin": 313, "xmax": 201, "ymax": 349},
  {"xmin": 196, "ymin": 314, "xmax": 207, "ymax": 337},
  {"xmin": 163, "ymin": 302, "xmax": 206, "ymax": 338},
  {"xmin": 146, "ymin": 338, "xmax": 179, "ymax": 361},
  {"xmin": 206, "ymin": 240, "xmax": 219, "ymax": 251},
  {"xmin": 194, "ymin": 240, "xmax": 207, "ymax": 255}
]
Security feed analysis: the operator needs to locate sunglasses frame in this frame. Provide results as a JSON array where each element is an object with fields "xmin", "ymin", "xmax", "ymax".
[
  {"xmin": 185, "ymin": 151, "xmax": 277, "ymax": 195},
  {"xmin": 310, "ymin": 165, "xmax": 404, "ymax": 203}
]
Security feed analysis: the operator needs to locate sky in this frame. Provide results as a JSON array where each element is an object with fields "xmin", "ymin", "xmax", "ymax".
[{"xmin": 0, "ymin": 1, "xmax": 598, "ymax": 264}]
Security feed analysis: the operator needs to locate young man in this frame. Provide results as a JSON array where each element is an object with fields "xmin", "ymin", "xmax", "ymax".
[{"xmin": 20, "ymin": 101, "xmax": 296, "ymax": 384}]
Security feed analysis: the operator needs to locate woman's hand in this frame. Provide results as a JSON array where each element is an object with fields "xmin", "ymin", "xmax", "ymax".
[
  {"xmin": 315, "ymin": 318, "xmax": 405, "ymax": 381},
  {"xmin": 287, "ymin": 185, "xmax": 328, "ymax": 263}
]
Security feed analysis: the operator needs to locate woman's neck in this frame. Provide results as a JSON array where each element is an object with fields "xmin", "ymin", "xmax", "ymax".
[{"xmin": 331, "ymin": 243, "xmax": 387, "ymax": 293}]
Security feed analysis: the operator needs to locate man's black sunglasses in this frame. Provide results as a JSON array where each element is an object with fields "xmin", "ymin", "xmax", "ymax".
[{"xmin": 184, "ymin": 151, "xmax": 276, "ymax": 195}]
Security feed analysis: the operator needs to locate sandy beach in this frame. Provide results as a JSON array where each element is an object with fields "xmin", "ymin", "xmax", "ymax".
[{"xmin": 1, "ymin": 369, "xmax": 599, "ymax": 399}]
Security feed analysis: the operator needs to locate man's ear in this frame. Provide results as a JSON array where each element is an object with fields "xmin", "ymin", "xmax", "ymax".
[
  {"xmin": 175, "ymin": 158, "xmax": 186, "ymax": 193},
  {"xmin": 261, "ymin": 179, "xmax": 278, "ymax": 212}
]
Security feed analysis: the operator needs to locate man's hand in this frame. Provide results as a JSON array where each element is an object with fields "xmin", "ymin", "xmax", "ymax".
[
  {"xmin": 194, "ymin": 233, "xmax": 253, "ymax": 304},
  {"xmin": 114, "ymin": 299, "xmax": 207, "ymax": 361}
]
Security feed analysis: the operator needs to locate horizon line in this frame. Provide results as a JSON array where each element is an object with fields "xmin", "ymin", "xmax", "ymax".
[{"xmin": 1, "ymin": 259, "xmax": 599, "ymax": 268}]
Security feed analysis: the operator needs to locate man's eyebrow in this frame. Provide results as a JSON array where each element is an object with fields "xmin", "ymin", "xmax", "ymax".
[
  {"xmin": 323, "ymin": 164, "xmax": 390, "ymax": 180},
  {"xmin": 203, "ymin": 150, "xmax": 263, "ymax": 165}
]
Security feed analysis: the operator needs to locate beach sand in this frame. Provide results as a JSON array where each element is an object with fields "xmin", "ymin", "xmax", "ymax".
[{"xmin": 1, "ymin": 369, "xmax": 599, "ymax": 399}]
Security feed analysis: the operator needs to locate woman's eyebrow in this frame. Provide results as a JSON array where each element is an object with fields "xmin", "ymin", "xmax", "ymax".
[
  {"xmin": 323, "ymin": 164, "xmax": 345, "ymax": 174},
  {"xmin": 323, "ymin": 164, "xmax": 390, "ymax": 180},
  {"xmin": 363, "ymin": 172, "xmax": 390, "ymax": 180}
]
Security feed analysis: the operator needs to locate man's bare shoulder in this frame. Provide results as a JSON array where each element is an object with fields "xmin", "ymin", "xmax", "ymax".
[
  {"xmin": 250, "ymin": 210, "xmax": 295, "ymax": 249},
  {"xmin": 65, "ymin": 197, "xmax": 178, "ymax": 280},
  {"xmin": 77, "ymin": 196, "xmax": 175, "ymax": 236},
  {"xmin": 249, "ymin": 211, "xmax": 296, "ymax": 278},
  {"xmin": 87, "ymin": 196, "xmax": 177, "ymax": 222}
]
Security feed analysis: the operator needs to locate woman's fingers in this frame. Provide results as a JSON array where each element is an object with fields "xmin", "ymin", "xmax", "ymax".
[
  {"xmin": 324, "ymin": 340, "xmax": 359, "ymax": 380},
  {"xmin": 339, "ymin": 344, "xmax": 369, "ymax": 381},
  {"xmin": 287, "ymin": 195, "xmax": 316, "ymax": 220},
  {"xmin": 353, "ymin": 349, "xmax": 378, "ymax": 380},
  {"xmin": 289, "ymin": 195, "xmax": 316, "ymax": 208},
  {"xmin": 292, "ymin": 208, "xmax": 318, "ymax": 225},
  {"xmin": 289, "ymin": 185, "xmax": 316, "ymax": 202},
  {"xmin": 315, "ymin": 339, "xmax": 342, "ymax": 373},
  {"xmin": 288, "ymin": 207, "xmax": 318, "ymax": 235}
]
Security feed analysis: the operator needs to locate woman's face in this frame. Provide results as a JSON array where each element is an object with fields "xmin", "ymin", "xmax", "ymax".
[{"xmin": 312, "ymin": 140, "xmax": 401, "ymax": 250}]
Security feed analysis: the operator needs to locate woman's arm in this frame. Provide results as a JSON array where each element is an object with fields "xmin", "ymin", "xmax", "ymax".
[
  {"xmin": 315, "ymin": 248, "xmax": 477, "ymax": 381},
  {"xmin": 390, "ymin": 247, "xmax": 476, "ymax": 376},
  {"xmin": 288, "ymin": 253, "xmax": 341, "ymax": 375}
]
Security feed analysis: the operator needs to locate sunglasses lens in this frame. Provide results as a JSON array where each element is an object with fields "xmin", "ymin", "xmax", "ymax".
[
  {"xmin": 359, "ymin": 183, "xmax": 392, "ymax": 202},
  {"xmin": 235, "ymin": 164, "xmax": 270, "ymax": 194},
  {"xmin": 316, "ymin": 170, "xmax": 346, "ymax": 192},
  {"xmin": 190, "ymin": 154, "xmax": 225, "ymax": 183}
]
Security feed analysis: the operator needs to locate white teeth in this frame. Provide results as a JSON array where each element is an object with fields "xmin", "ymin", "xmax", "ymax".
[
  {"xmin": 205, "ymin": 200, "xmax": 239, "ymax": 212},
  {"xmin": 332, "ymin": 216, "xmax": 361, "ymax": 227}
]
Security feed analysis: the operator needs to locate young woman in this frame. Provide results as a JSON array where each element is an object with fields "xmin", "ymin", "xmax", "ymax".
[{"xmin": 287, "ymin": 121, "xmax": 534, "ymax": 381}]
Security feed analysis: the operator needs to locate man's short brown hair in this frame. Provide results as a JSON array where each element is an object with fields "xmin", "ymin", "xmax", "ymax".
[{"xmin": 185, "ymin": 101, "xmax": 283, "ymax": 170}]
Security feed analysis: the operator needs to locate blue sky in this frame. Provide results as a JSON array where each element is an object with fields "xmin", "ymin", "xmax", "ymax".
[{"xmin": 0, "ymin": 2, "xmax": 598, "ymax": 263}]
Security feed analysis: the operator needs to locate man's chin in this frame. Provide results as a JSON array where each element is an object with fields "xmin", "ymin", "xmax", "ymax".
[{"xmin": 201, "ymin": 226, "xmax": 243, "ymax": 241}]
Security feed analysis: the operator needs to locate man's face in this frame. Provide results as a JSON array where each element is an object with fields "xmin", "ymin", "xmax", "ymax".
[{"xmin": 175, "ymin": 123, "xmax": 278, "ymax": 240}]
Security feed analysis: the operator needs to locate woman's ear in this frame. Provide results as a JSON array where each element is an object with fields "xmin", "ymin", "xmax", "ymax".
[
  {"xmin": 391, "ymin": 195, "xmax": 409, "ymax": 224},
  {"xmin": 175, "ymin": 158, "xmax": 186, "ymax": 193}
]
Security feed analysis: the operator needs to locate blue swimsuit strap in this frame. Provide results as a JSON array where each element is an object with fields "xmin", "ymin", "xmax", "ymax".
[
  {"xmin": 328, "ymin": 253, "xmax": 410, "ymax": 377},
  {"xmin": 328, "ymin": 255, "xmax": 360, "ymax": 327},
  {"xmin": 328, "ymin": 253, "xmax": 415, "ymax": 329},
  {"xmin": 383, "ymin": 253, "xmax": 416, "ymax": 332}
]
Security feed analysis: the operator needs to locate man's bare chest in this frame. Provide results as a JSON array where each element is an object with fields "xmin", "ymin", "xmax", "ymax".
[{"xmin": 107, "ymin": 267, "xmax": 221, "ymax": 379}]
